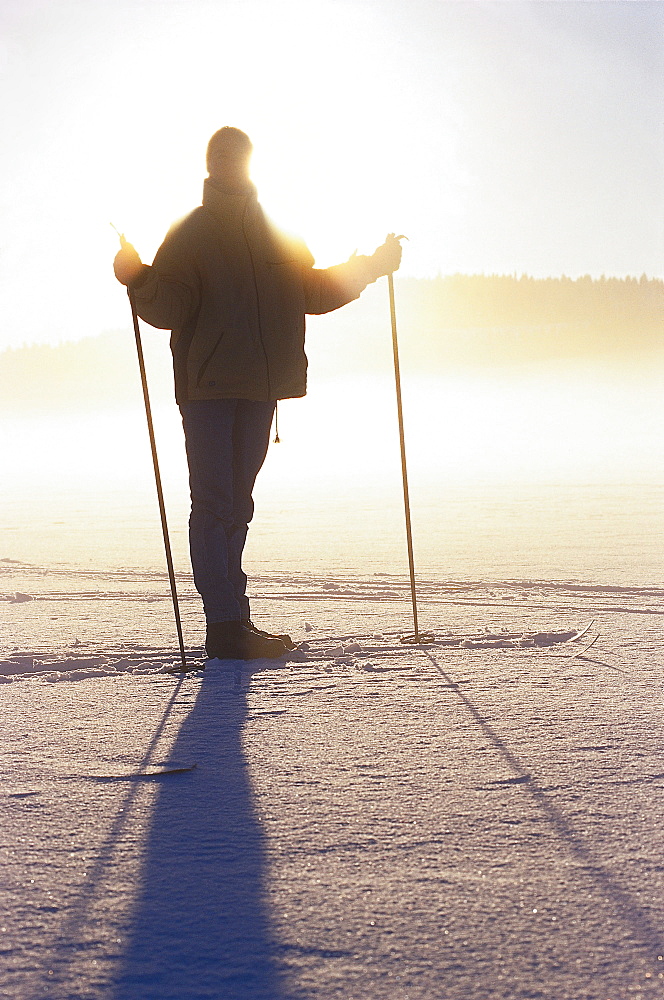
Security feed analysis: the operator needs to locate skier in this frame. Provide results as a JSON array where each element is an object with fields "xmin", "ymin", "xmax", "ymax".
[{"xmin": 113, "ymin": 126, "xmax": 402, "ymax": 660}]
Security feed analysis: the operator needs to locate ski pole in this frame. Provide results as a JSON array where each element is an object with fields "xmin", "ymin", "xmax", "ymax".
[
  {"xmin": 113, "ymin": 226, "xmax": 187, "ymax": 671},
  {"xmin": 386, "ymin": 251, "xmax": 432, "ymax": 644}
]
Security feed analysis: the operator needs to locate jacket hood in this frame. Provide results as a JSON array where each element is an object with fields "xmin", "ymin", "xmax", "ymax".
[{"xmin": 202, "ymin": 177, "xmax": 257, "ymax": 229}]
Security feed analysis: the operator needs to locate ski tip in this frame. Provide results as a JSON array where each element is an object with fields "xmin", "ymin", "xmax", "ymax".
[
  {"xmin": 571, "ymin": 619, "xmax": 596, "ymax": 643},
  {"xmin": 569, "ymin": 630, "xmax": 600, "ymax": 659}
]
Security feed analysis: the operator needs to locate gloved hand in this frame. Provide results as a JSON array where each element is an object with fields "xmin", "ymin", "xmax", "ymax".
[
  {"xmin": 113, "ymin": 239, "xmax": 145, "ymax": 286},
  {"xmin": 369, "ymin": 233, "xmax": 403, "ymax": 279}
]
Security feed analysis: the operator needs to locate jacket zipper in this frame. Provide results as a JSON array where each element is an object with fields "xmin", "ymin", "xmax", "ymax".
[{"xmin": 243, "ymin": 203, "xmax": 272, "ymax": 400}]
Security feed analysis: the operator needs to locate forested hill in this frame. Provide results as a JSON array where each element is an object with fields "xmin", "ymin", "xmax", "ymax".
[
  {"xmin": 1, "ymin": 274, "xmax": 662, "ymax": 410},
  {"xmin": 396, "ymin": 273, "xmax": 662, "ymax": 331},
  {"xmin": 306, "ymin": 273, "xmax": 663, "ymax": 374}
]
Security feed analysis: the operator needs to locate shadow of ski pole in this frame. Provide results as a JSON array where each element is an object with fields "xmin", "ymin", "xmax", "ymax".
[
  {"xmin": 423, "ymin": 651, "xmax": 664, "ymax": 971},
  {"xmin": 32, "ymin": 676, "xmax": 187, "ymax": 997}
]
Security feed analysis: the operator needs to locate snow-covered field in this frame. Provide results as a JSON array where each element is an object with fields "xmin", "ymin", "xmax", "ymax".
[
  {"xmin": 2, "ymin": 359, "xmax": 663, "ymax": 997},
  {"xmin": 1, "ymin": 557, "xmax": 663, "ymax": 999}
]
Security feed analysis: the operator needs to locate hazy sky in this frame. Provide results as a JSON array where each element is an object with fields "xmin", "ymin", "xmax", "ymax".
[{"xmin": 0, "ymin": 0, "xmax": 661, "ymax": 349}]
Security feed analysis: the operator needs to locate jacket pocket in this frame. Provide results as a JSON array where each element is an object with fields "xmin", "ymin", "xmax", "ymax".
[{"xmin": 195, "ymin": 331, "xmax": 225, "ymax": 387}]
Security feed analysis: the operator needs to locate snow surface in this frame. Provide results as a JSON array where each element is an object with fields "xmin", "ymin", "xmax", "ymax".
[{"xmin": 1, "ymin": 562, "xmax": 663, "ymax": 999}]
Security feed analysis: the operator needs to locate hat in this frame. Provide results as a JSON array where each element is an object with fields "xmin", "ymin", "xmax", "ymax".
[{"xmin": 206, "ymin": 127, "xmax": 253, "ymax": 169}]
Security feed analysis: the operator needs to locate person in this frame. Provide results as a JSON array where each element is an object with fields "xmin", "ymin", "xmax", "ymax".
[{"xmin": 113, "ymin": 126, "xmax": 401, "ymax": 661}]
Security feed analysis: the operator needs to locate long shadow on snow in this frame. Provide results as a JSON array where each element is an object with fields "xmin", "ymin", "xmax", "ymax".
[
  {"xmin": 112, "ymin": 665, "xmax": 301, "ymax": 1000},
  {"xmin": 423, "ymin": 651, "xmax": 664, "ymax": 972}
]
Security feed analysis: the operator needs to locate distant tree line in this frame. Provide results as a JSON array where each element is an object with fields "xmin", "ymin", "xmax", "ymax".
[
  {"xmin": 396, "ymin": 273, "xmax": 663, "ymax": 331},
  {"xmin": 2, "ymin": 275, "xmax": 663, "ymax": 410}
]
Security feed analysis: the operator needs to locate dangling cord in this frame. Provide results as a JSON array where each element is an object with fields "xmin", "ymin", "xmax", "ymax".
[{"xmin": 273, "ymin": 400, "xmax": 280, "ymax": 443}]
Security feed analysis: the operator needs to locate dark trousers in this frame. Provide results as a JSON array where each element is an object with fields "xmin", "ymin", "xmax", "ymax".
[{"xmin": 179, "ymin": 399, "xmax": 275, "ymax": 624}]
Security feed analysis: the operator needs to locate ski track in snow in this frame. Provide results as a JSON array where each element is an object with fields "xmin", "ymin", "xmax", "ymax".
[
  {"xmin": 0, "ymin": 560, "xmax": 663, "ymax": 999},
  {"xmin": 1, "ymin": 558, "xmax": 663, "ymax": 684}
]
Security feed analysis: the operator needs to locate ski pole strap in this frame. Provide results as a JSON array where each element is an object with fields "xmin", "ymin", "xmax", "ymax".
[{"xmin": 273, "ymin": 400, "xmax": 280, "ymax": 443}]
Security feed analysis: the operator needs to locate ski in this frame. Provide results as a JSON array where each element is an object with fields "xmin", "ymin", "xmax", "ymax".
[
  {"xmin": 569, "ymin": 630, "xmax": 600, "ymax": 659},
  {"xmin": 163, "ymin": 623, "xmax": 598, "ymax": 672},
  {"xmin": 414, "ymin": 620, "xmax": 597, "ymax": 649},
  {"xmin": 286, "ymin": 622, "xmax": 598, "ymax": 659}
]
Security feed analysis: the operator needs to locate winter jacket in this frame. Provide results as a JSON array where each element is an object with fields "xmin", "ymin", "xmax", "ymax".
[{"xmin": 130, "ymin": 179, "xmax": 379, "ymax": 403}]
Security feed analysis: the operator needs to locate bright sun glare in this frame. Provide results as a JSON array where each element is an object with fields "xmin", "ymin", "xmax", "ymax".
[{"xmin": 102, "ymin": 1, "xmax": 462, "ymax": 275}]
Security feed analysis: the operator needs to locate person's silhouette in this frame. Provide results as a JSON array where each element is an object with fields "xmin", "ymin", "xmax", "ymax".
[{"xmin": 114, "ymin": 127, "xmax": 402, "ymax": 660}]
